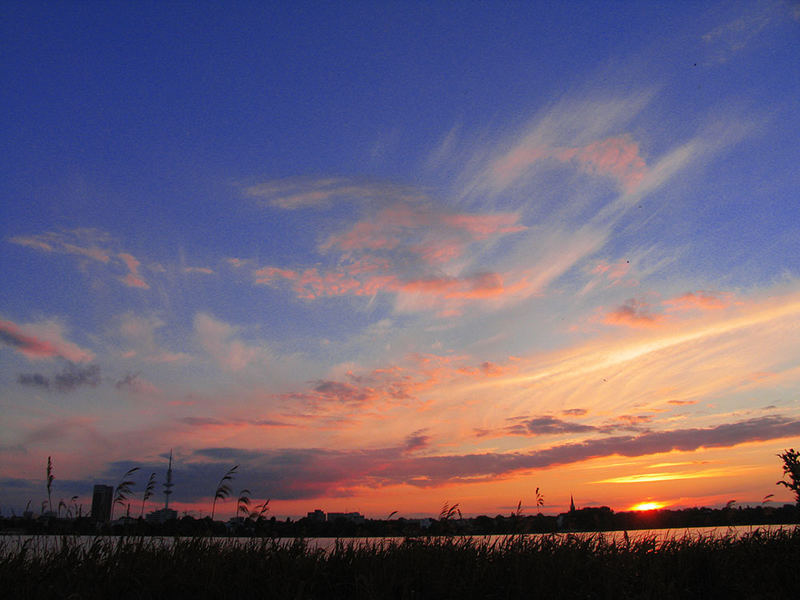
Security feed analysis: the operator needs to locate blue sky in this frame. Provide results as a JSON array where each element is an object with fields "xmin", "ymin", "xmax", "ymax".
[{"xmin": 2, "ymin": 1, "xmax": 800, "ymax": 518}]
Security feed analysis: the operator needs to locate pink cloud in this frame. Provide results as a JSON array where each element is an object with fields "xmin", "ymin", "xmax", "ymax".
[
  {"xmin": 603, "ymin": 298, "xmax": 665, "ymax": 328},
  {"xmin": 663, "ymin": 290, "xmax": 734, "ymax": 311},
  {"xmin": 0, "ymin": 319, "xmax": 93, "ymax": 362},
  {"xmin": 556, "ymin": 135, "xmax": 647, "ymax": 192},
  {"xmin": 10, "ymin": 229, "xmax": 112, "ymax": 263},
  {"xmin": 118, "ymin": 253, "xmax": 149, "ymax": 289},
  {"xmin": 0, "ymin": 320, "xmax": 58, "ymax": 358},
  {"xmin": 253, "ymin": 201, "xmax": 532, "ymax": 314},
  {"xmin": 227, "ymin": 258, "xmax": 249, "ymax": 268},
  {"xmin": 490, "ymin": 135, "xmax": 648, "ymax": 192},
  {"xmin": 322, "ymin": 203, "xmax": 525, "ymax": 261},
  {"xmin": 278, "ymin": 359, "xmax": 463, "ymax": 415}
]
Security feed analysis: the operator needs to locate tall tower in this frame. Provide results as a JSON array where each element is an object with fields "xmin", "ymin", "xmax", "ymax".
[
  {"xmin": 570, "ymin": 494, "xmax": 576, "ymax": 513},
  {"xmin": 163, "ymin": 449, "xmax": 174, "ymax": 510}
]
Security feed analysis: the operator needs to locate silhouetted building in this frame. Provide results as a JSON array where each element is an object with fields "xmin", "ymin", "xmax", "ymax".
[
  {"xmin": 307, "ymin": 509, "xmax": 326, "ymax": 522},
  {"xmin": 91, "ymin": 485, "xmax": 113, "ymax": 522},
  {"xmin": 327, "ymin": 511, "xmax": 365, "ymax": 524},
  {"xmin": 146, "ymin": 508, "xmax": 178, "ymax": 524}
]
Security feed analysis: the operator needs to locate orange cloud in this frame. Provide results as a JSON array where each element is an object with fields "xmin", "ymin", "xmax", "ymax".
[
  {"xmin": 603, "ymin": 298, "xmax": 665, "ymax": 328},
  {"xmin": 663, "ymin": 290, "xmax": 733, "ymax": 311}
]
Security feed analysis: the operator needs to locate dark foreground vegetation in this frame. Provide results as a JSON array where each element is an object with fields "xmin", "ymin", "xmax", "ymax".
[{"xmin": 3, "ymin": 528, "xmax": 800, "ymax": 600}]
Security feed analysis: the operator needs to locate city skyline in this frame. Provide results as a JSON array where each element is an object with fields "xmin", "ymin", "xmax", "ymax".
[{"xmin": 2, "ymin": 1, "xmax": 800, "ymax": 518}]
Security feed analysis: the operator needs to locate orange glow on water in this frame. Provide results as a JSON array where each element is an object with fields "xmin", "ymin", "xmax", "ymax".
[{"xmin": 630, "ymin": 501, "xmax": 666, "ymax": 512}]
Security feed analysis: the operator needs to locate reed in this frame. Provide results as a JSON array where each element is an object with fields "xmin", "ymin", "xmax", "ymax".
[{"xmin": 4, "ymin": 528, "xmax": 798, "ymax": 599}]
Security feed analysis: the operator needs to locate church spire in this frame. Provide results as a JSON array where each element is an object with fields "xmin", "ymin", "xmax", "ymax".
[{"xmin": 570, "ymin": 494, "xmax": 575, "ymax": 513}]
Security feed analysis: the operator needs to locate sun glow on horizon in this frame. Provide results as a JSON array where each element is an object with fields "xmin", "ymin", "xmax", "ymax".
[{"xmin": 630, "ymin": 501, "xmax": 666, "ymax": 512}]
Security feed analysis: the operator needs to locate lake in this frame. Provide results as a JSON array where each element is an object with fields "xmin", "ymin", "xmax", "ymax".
[{"xmin": 2, "ymin": 524, "xmax": 797, "ymax": 556}]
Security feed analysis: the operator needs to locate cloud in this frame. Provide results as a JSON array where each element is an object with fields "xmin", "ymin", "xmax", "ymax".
[
  {"xmin": 18, "ymin": 363, "xmax": 101, "ymax": 393},
  {"xmin": 243, "ymin": 177, "xmax": 425, "ymax": 210},
  {"xmin": 184, "ymin": 266, "xmax": 214, "ymax": 275},
  {"xmin": 1, "ymin": 320, "xmax": 58, "ymax": 358},
  {"xmin": 604, "ymin": 298, "xmax": 665, "ymax": 328},
  {"xmin": 0, "ymin": 318, "xmax": 93, "ymax": 362},
  {"xmin": 179, "ymin": 416, "xmax": 294, "ymax": 429},
  {"xmin": 505, "ymin": 416, "xmax": 597, "ymax": 436},
  {"xmin": 255, "ymin": 201, "xmax": 528, "ymax": 315},
  {"xmin": 701, "ymin": 7, "xmax": 775, "ymax": 64},
  {"xmin": 491, "ymin": 134, "xmax": 648, "ymax": 193},
  {"xmin": 403, "ymin": 430, "xmax": 430, "ymax": 453},
  {"xmin": 9, "ymin": 228, "xmax": 112, "ymax": 263},
  {"xmin": 17, "ymin": 373, "xmax": 50, "ymax": 389},
  {"xmin": 169, "ymin": 416, "xmax": 800, "ymax": 500},
  {"xmin": 118, "ymin": 252, "xmax": 149, "ymax": 289},
  {"xmin": 663, "ymin": 291, "xmax": 733, "ymax": 312},
  {"xmin": 193, "ymin": 312, "xmax": 268, "ymax": 371},
  {"xmin": 115, "ymin": 371, "xmax": 159, "ymax": 395},
  {"xmin": 562, "ymin": 408, "xmax": 588, "ymax": 417},
  {"xmin": 9, "ymin": 228, "xmax": 154, "ymax": 291},
  {"xmin": 114, "ymin": 313, "xmax": 191, "ymax": 364}
]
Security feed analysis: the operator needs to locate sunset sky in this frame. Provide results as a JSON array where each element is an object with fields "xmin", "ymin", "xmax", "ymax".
[{"xmin": 2, "ymin": 1, "xmax": 800, "ymax": 520}]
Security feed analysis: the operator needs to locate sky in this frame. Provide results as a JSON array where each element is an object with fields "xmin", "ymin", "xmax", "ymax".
[{"xmin": 2, "ymin": 1, "xmax": 800, "ymax": 520}]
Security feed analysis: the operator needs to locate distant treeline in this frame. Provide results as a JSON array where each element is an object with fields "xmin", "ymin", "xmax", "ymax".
[{"xmin": 2, "ymin": 504, "xmax": 798, "ymax": 538}]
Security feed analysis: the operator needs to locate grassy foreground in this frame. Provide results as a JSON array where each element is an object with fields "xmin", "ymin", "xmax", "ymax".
[{"xmin": 2, "ymin": 529, "xmax": 800, "ymax": 599}]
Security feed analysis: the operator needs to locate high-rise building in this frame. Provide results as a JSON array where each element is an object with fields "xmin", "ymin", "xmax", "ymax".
[{"xmin": 91, "ymin": 485, "xmax": 113, "ymax": 522}]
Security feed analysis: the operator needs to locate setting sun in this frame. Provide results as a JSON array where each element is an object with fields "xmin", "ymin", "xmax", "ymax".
[{"xmin": 630, "ymin": 502, "xmax": 667, "ymax": 512}]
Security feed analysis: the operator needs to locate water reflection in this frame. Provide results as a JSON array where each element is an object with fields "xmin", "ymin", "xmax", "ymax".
[{"xmin": 2, "ymin": 524, "xmax": 797, "ymax": 556}]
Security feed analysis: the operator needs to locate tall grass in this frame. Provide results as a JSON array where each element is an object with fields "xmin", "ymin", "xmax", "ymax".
[{"xmin": 2, "ymin": 528, "xmax": 799, "ymax": 599}]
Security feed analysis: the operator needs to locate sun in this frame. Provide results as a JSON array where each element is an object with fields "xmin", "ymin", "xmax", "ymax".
[{"xmin": 630, "ymin": 501, "xmax": 666, "ymax": 512}]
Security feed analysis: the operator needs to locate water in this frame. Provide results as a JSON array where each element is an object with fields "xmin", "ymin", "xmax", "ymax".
[{"xmin": 1, "ymin": 524, "xmax": 797, "ymax": 556}]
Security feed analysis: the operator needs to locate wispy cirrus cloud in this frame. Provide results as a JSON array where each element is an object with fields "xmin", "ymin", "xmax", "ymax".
[
  {"xmin": 663, "ymin": 290, "xmax": 734, "ymax": 312},
  {"xmin": 9, "ymin": 228, "xmax": 113, "ymax": 263},
  {"xmin": 490, "ymin": 134, "xmax": 648, "ymax": 193},
  {"xmin": 602, "ymin": 290, "xmax": 737, "ymax": 328},
  {"xmin": 254, "ymin": 197, "xmax": 529, "ymax": 315},
  {"xmin": 9, "ymin": 228, "xmax": 153, "ymax": 290},
  {"xmin": 242, "ymin": 177, "xmax": 425, "ymax": 210}
]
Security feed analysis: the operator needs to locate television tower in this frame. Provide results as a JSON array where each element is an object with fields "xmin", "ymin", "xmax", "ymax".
[{"xmin": 163, "ymin": 449, "xmax": 174, "ymax": 510}]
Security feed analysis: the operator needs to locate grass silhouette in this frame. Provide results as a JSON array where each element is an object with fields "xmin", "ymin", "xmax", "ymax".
[{"xmin": 2, "ymin": 528, "xmax": 799, "ymax": 599}]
